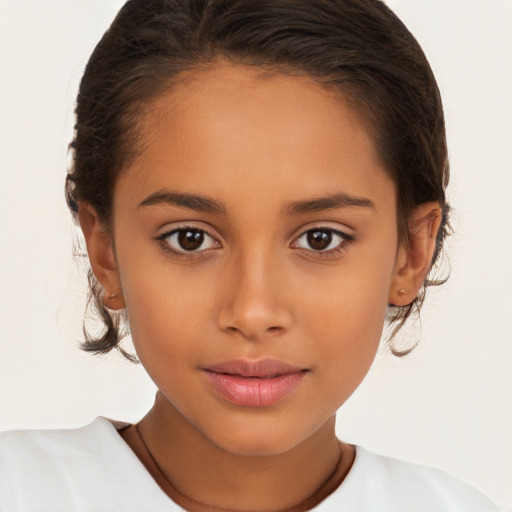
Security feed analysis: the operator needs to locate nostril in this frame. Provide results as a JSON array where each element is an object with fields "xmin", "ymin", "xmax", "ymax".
[
  {"xmin": 222, "ymin": 324, "xmax": 285, "ymax": 341},
  {"xmin": 216, "ymin": 296, "xmax": 294, "ymax": 340}
]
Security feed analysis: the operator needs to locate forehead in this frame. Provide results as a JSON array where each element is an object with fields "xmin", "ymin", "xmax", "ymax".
[
  {"xmin": 117, "ymin": 63, "xmax": 394, "ymax": 213},
  {"xmin": 142, "ymin": 64, "xmax": 374, "ymax": 161}
]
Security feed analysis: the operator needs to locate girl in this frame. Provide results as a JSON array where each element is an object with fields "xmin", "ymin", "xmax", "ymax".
[{"xmin": 0, "ymin": 0, "xmax": 503, "ymax": 510}]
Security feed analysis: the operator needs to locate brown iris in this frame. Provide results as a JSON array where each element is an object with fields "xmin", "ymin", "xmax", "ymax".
[
  {"xmin": 177, "ymin": 229, "xmax": 205, "ymax": 251},
  {"xmin": 307, "ymin": 230, "xmax": 332, "ymax": 250}
]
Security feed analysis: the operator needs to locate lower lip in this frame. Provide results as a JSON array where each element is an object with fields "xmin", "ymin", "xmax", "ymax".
[{"xmin": 205, "ymin": 371, "xmax": 306, "ymax": 407}]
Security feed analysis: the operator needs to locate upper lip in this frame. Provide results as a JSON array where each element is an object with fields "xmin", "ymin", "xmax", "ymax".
[{"xmin": 204, "ymin": 359, "xmax": 306, "ymax": 378}]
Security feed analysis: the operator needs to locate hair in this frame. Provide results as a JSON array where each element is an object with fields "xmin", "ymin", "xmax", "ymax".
[{"xmin": 66, "ymin": 0, "xmax": 450, "ymax": 359}]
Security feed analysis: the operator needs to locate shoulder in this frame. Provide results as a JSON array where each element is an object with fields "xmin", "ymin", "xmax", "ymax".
[
  {"xmin": 316, "ymin": 446, "xmax": 499, "ymax": 512},
  {"xmin": 0, "ymin": 418, "xmax": 177, "ymax": 511},
  {"xmin": 0, "ymin": 416, "xmax": 126, "ymax": 457},
  {"xmin": 0, "ymin": 418, "xmax": 121, "ymax": 510},
  {"xmin": 0, "ymin": 417, "xmax": 122, "ymax": 447}
]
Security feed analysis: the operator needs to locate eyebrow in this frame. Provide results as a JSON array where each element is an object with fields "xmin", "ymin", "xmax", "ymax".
[
  {"xmin": 282, "ymin": 193, "xmax": 376, "ymax": 215},
  {"xmin": 138, "ymin": 190, "xmax": 227, "ymax": 214},
  {"xmin": 138, "ymin": 189, "xmax": 375, "ymax": 215}
]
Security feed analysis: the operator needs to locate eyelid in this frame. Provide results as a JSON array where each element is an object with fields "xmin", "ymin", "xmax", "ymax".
[
  {"xmin": 291, "ymin": 221, "xmax": 354, "ymax": 241},
  {"xmin": 156, "ymin": 220, "xmax": 222, "ymax": 241}
]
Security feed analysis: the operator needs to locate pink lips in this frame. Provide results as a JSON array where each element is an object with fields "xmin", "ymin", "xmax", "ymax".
[{"xmin": 204, "ymin": 359, "xmax": 307, "ymax": 407}]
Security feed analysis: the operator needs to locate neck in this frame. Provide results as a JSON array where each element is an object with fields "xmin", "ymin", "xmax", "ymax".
[{"xmin": 124, "ymin": 392, "xmax": 354, "ymax": 511}]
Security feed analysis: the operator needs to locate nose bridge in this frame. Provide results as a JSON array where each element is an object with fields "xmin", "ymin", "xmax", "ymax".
[{"xmin": 217, "ymin": 245, "xmax": 293, "ymax": 340}]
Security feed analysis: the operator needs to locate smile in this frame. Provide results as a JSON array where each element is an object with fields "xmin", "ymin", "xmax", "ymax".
[{"xmin": 204, "ymin": 359, "xmax": 308, "ymax": 407}]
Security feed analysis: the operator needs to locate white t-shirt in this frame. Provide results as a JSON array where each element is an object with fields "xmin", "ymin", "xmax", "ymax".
[{"xmin": 0, "ymin": 417, "xmax": 499, "ymax": 512}]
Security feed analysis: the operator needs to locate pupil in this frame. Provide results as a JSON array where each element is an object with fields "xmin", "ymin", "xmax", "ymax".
[
  {"xmin": 178, "ymin": 230, "xmax": 204, "ymax": 251},
  {"xmin": 307, "ymin": 230, "xmax": 331, "ymax": 250}
]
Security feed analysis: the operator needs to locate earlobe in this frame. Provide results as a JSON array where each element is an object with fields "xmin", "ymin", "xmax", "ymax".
[
  {"xmin": 78, "ymin": 203, "xmax": 125, "ymax": 310},
  {"xmin": 388, "ymin": 203, "xmax": 442, "ymax": 307}
]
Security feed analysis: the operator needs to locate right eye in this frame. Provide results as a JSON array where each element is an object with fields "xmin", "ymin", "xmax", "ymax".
[{"xmin": 157, "ymin": 227, "xmax": 220, "ymax": 254}]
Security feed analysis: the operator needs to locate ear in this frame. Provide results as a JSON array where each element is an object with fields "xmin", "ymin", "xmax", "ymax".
[
  {"xmin": 388, "ymin": 202, "xmax": 443, "ymax": 307},
  {"xmin": 78, "ymin": 203, "xmax": 125, "ymax": 310}
]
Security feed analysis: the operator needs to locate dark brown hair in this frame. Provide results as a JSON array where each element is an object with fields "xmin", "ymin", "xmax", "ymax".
[{"xmin": 66, "ymin": 0, "xmax": 450, "ymax": 359}]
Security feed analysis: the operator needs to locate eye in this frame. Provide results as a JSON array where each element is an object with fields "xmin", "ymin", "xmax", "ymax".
[
  {"xmin": 158, "ymin": 227, "xmax": 219, "ymax": 254},
  {"xmin": 293, "ymin": 228, "xmax": 351, "ymax": 253}
]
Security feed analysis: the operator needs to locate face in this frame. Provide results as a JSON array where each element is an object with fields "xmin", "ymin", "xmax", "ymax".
[{"xmin": 109, "ymin": 64, "xmax": 402, "ymax": 455}]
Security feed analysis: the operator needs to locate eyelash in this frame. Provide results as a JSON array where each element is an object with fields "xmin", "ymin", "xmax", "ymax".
[
  {"xmin": 156, "ymin": 225, "xmax": 354, "ymax": 260},
  {"xmin": 156, "ymin": 225, "xmax": 220, "ymax": 260},
  {"xmin": 292, "ymin": 228, "xmax": 353, "ymax": 259}
]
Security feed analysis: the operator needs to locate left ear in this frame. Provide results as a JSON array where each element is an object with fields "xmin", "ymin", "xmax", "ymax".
[{"xmin": 388, "ymin": 202, "xmax": 443, "ymax": 307}]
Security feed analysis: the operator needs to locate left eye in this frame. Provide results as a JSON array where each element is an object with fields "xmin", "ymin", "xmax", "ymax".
[
  {"xmin": 294, "ymin": 228, "xmax": 348, "ymax": 252},
  {"xmin": 159, "ymin": 228, "xmax": 218, "ymax": 253}
]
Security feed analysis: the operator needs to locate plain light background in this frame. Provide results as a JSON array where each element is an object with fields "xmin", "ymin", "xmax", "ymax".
[{"xmin": 0, "ymin": 0, "xmax": 511, "ymax": 509}]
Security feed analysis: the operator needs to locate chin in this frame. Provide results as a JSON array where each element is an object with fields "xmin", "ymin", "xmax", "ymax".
[
  {"xmin": 201, "ymin": 413, "xmax": 333, "ymax": 457},
  {"xmin": 213, "ymin": 431, "xmax": 302, "ymax": 457}
]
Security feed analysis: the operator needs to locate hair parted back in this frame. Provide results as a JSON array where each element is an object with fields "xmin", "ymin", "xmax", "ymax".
[{"xmin": 66, "ymin": 0, "xmax": 450, "ymax": 359}]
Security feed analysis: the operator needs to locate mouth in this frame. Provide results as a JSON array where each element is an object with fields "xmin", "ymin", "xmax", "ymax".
[{"xmin": 203, "ymin": 359, "xmax": 308, "ymax": 407}]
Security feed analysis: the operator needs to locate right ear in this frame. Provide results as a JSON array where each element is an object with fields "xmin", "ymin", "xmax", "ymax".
[{"xmin": 78, "ymin": 203, "xmax": 125, "ymax": 310}]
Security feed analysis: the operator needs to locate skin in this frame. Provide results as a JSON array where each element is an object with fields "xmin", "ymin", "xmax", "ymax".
[{"xmin": 80, "ymin": 63, "xmax": 441, "ymax": 511}]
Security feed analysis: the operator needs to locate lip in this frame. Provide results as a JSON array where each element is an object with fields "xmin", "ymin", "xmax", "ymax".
[{"xmin": 204, "ymin": 359, "xmax": 308, "ymax": 407}]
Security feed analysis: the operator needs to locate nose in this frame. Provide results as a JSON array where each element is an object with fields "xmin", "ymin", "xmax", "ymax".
[{"xmin": 216, "ymin": 251, "xmax": 294, "ymax": 342}]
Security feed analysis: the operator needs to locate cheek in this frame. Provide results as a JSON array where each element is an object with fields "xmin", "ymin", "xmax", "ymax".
[
  {"xmin": 121, "ymin": 284, "xmax": 205, "ymax": 401},
  {"xmin": 301, "ymin": 250, "xmax": 395, "ymax": 389},
  {"xmin": 117, "ymin": 255, "xmax": 211, "ymax": 361},
  {"xmin": 304, "ymin": 295, "xmax": 386, "ymax": 419},
  {"xmin": 304, "ymin": 248, "xmax": 393, "ymax": 339},
  {"xmin": 307, "ymin": 284, "xmax": 387, "ymax": 368}
]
